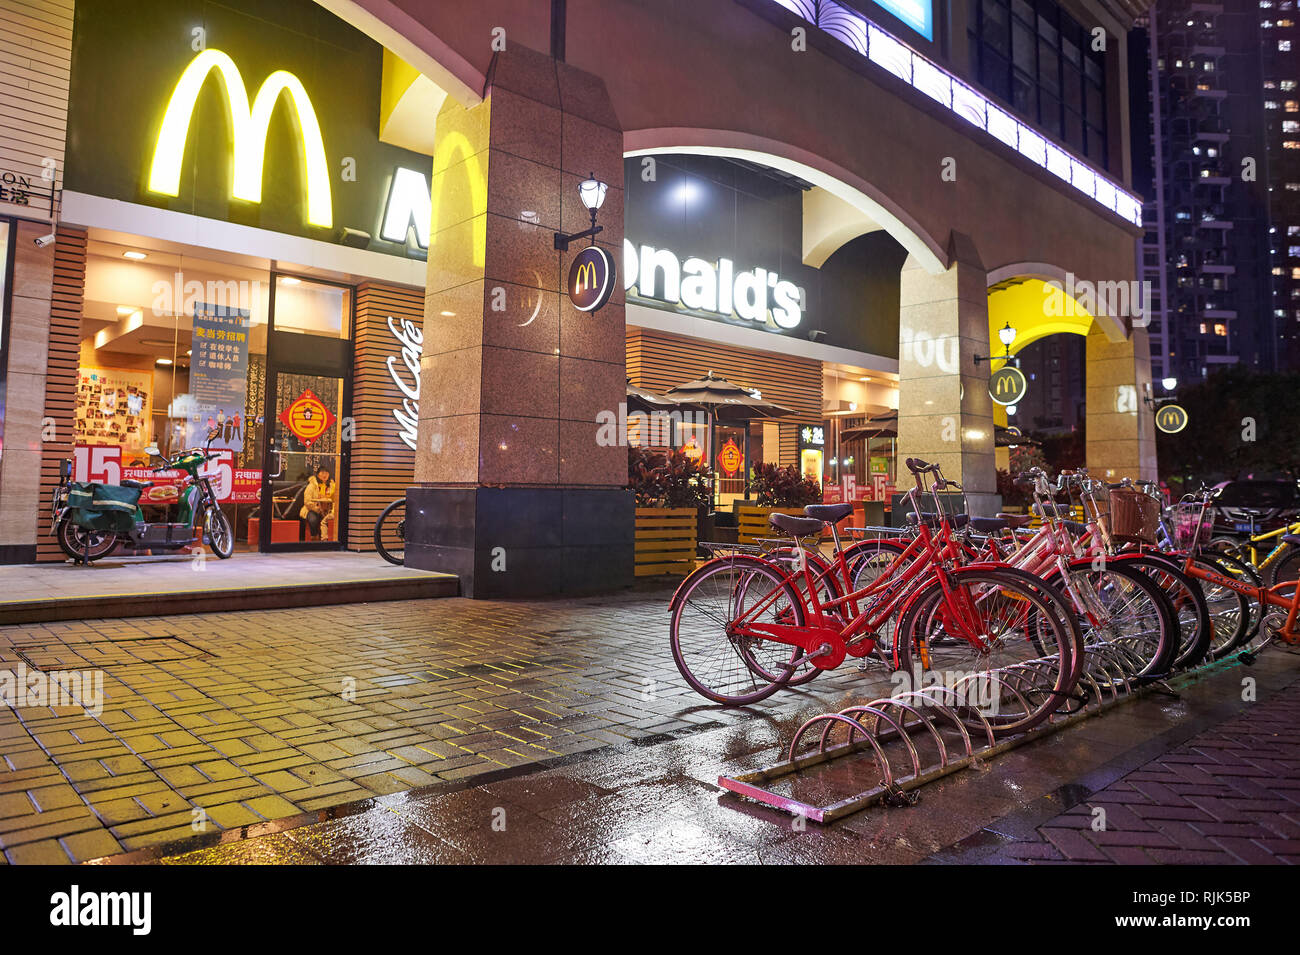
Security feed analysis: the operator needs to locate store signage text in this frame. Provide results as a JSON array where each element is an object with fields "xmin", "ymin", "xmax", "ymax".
[
  {"xmin": 623, "ymin": 240, "xmax": 803, "ymax": 330},
  {"xmin": 0, "ymin": 170, "xmax": 34, "ymax": 208},
  {"xmin": 386, "ymin": 316, "xmax": 424, "ymax": 451},
  {"xmin": 800, "ymin": 426, "xmax": 825, "ymax": 447},
  {"xmin": 989, "ymin": 366, "xmax": 1027, "ymax": 406},
  {"xmin": 380, "ymin": 168, "xmax": 432, "ymax": 248},
  {"xmin": 148, "ymin": 49, "xmax": 333, "ymax": 228},
  {"xmin": 569, "ymin": 246, "xmax": 616, "ymax": 313},
  {"xmin": 1155, "ymin": 403, "xmax": 1189, "ymax": 435}
]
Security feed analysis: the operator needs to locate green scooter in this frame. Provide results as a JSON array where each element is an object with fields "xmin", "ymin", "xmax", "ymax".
[{"xmin": 52, "ymin": 428, "xmax": 235, "ymax": 563}]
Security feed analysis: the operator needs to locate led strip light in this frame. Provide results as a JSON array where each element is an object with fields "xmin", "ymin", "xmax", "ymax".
[{"xmin": 768, "ymin": 0, "xmax": 1144, "ymax": 226}]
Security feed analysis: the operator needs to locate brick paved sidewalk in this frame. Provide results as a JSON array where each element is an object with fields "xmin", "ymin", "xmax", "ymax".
[
  {"xmin": 935, "ymin": 676, "xmax": 1300, "ymax": 864},
  {"xmin": 0, "ymin": 588, "xmax": 879, "ymax": 863}
]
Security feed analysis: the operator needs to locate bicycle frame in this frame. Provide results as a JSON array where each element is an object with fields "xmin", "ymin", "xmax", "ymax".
[{"xmin": 1181, "ymin": 554, "xmax": 1299, "ymax": 644}]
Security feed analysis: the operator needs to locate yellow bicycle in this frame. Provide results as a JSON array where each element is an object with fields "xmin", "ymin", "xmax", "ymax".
[{"xmin": 1210, "ymin": 517, "xmax": 1300, "ymax": 587}]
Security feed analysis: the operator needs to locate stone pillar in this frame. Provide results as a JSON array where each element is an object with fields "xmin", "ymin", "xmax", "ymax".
[
  {"xmin": 895, "ymin": 234, "xmax": 999, "ymax": 516},
  {"xmin": 404, "ymin": 47, "xmax": 631, "ymax": 597},
  {"xmin": 1085, "ymin": 323, "xmax": 1158, "ymax": 481}
]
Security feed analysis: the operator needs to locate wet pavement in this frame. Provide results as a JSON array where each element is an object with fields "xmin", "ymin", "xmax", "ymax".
[
  {"xmin": 1, "ymin": 586, "xmax": 879, "ymax": 863},
  {"xmin": 127, "ymin": 646, "xmax": 1300, "ymax": 865},
  {"xmin": 4, "ymin": 582, "xmax": 1298, "ymax": 865}
]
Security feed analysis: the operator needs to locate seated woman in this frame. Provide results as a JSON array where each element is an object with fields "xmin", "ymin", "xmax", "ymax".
[{"xmin": 300, "ymin": 466, "xmax": 337, "ymax": 540}]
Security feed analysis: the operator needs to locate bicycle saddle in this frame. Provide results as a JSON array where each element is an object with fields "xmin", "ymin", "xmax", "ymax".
[
  {"xmin": 1060, "ymin": 519, "xmax": 1087, "ymax": 535},
  {"xmin": 1283, "ymin": 534, "xmax": 1300, "ymax": 547},
  {"xmin": 120, "ymin": 479, "xmax": 153, "ymax": 489},
  {"xmin": 804, "ymin": 503, "xmax": 853, "ymax": 523},
  {"xmin": 997, "ymin": 512, "xmax": 1033, "ymax": 528},
  {"xmin": 906, "ymin": 511, "xmax": 970, "ymax": 530},
  {"xmin": 969, "ymin": 516, "xmax": 1008, "ymax": 533},
  {"xmin": 769, "ymin": 512, "xmax": 825, "ymax": 537}
]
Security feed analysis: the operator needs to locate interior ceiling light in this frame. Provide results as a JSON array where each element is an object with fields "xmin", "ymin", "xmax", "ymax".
[{"xmin": 123, "ymin": 251, "xmax": 148, "ymax": 260}]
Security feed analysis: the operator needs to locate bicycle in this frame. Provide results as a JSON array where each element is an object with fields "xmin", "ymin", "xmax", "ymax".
[
  {"xmin": 374, "ymin": 497, "xmax": 406, "ymax": 565},
  {"xmin": 669, "ymin": 458, "xmax": 1082, "ymax": 735},
  {"xmin": 1208, "ymin": 511, "xmax": 1300, "ymax": 587}
]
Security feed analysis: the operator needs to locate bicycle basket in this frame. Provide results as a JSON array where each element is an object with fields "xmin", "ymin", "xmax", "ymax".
[
  {"xmin": 1108, "ymin": 487, "xmax": 1160, "ymax": 545},
  {"xmin": 1168, "ymin": 501, "xmax": 1212, "ymax": 549}
]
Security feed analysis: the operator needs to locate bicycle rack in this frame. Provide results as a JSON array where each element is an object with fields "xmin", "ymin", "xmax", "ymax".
[{"xmin": 716, "ymin": 639, "xmax": 1253, "ymax": 825}]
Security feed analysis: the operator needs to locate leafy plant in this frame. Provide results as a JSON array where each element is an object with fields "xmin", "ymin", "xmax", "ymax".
[
  {"xmin": 627, "ymin": 446, "xmax": 713, "ymax": 509},
  {"xmin": 749, "ymin": 463, "xmax": 821, "ymax": 507}
]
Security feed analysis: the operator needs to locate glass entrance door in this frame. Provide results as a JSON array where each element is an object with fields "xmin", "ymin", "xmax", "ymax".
[{"xmin": 260, "ymin": 370, "xmax": 347, "ymax": 549}]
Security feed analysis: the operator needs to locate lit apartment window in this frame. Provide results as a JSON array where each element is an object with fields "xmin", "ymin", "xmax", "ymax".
[
  {"xmin": 1289, "ymin": 245, "xmax": 1300, "ymax": 255},
  {"xmin": 1214, "ymin": 324, "xmax": 1227, "ymax": 336},
  {"xmin": 1285, "ymin": 141, "xmax": 1300, "ymax": 149},
  {"xmin": 1290, "ymin": 225, "xmax": 1300, "ymax": 234},
  {"xmin": 1287, "ymin": 182, "xmax": 1300, "ymax": 190},
  {"xmin": 1288, "ymin": 101, "xmax": 1300, "ymax": 111},
  {"xmin": 1199, "ymin": 322, "xmax": 1208, "ymax": 333},
  {"xmin": 1281, "ymin": 19, "xmax": 1296, "ymax": 26},
  {"xmin": 1281, "ymin": 40, "xmax": 1292, "ymax": 51},
  {"xmin": 1268, "ymin": 100, "xmax": 1282, "ymax": 109},
  {"xmin": 1293, "ymin": 267, "xmax": 1300, "ymax": 278},
  {"xmin": 1207, "ymin": 148, "xmax": 1219, "ymax": 157},
  {"xmin": 1285, "ymin": 121, "xmax": 1300, "ymax": 132},
  {"xmin": 1284, "ymin": 80, "xmax": 1299, "ymax": 90}
]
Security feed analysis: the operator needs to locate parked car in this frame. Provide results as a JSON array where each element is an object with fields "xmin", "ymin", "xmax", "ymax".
[{"xmin": 1211, "ymin": 479, "xmax": 1300, "ymax": 537}]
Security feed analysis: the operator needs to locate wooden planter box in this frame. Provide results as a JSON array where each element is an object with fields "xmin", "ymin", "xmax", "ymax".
[
  {"xmin": 736, "ymin": 505, "xmax": 810, "ymax": 545},
  {"xmin": 634, "ymin": 507, "xmax": 698, "ymax": 577}
]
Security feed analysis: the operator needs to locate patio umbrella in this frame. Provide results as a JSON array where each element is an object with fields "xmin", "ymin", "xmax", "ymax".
[
  {"xmin": 664, "ymin": 371, "xmax": 795, "ymax": 500},
  {"xmin": 626, "ymin": 378, "xmax": 679, "ymax": 415},
  {"xmin": 839, "ymin": 409, "xmax": 898, "ymax": 443}
]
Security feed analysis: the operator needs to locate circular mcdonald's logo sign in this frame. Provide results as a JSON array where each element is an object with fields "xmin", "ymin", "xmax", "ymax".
[
  {"xmin": 568, "ymin": 246, "xmax": 615, "ymax": 313},
  {"xmin": 988, "ymin": 366, "xmax": 1027, "ymax": 406},
  {"xmin": 1155, "ymin": 403, "xmax": 1189, "ymax": 434},
  {"xmin": 280, "ymin": 389, "xmax": 336, "ymax": 447}
]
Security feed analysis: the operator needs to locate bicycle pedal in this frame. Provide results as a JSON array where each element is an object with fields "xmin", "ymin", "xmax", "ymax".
[{"xmin": 882, "ymin": 786, "xmax": 920, "ymax": 808}]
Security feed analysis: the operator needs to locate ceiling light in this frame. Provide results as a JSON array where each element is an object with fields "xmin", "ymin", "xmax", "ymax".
[
  {"xmin": 858, "ymin": 376, "xmax": 871, "ymax": 382},
  {"xmin": 123, "ymin": 251, "xmax": 147, "ymax": 260},
  {"xmin": 156, "ymin": 358, "xmax": 173, "ymax": 365},
  {"xmin": 440, "ymin": 310, "xmax": 455, "ymax": 317},
  {"xmin": 280, "ymin": 276, "xmax": 301, "ymax": 285},
  {"xmin": 116, "ymin": 305, "xmax": 139, "ymax": 316}
]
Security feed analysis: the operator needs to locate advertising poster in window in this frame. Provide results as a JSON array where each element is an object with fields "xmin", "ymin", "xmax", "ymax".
[
  {"xmin": 187, "ymin": 302, "xmax": 251, "ymax": 452},
  {"xmin": 74, "ymin": 367, "xmax": 154, "ymax": 456}
]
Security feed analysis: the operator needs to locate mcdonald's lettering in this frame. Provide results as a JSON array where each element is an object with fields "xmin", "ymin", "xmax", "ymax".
[
  {"xmin": 148, "ymin": 49, "xmax": 333, "ymax": 228},
  {"xmin": 988, "ymin": 366, "xmax": 1027, "ymax": 406},
  {"xmin": 1155, "ymin": 403, "xmax": 1188, "ymax": 434},
  {"xmin": 568, "ymin": 246, "xmax": 615, "ymax": 313}
]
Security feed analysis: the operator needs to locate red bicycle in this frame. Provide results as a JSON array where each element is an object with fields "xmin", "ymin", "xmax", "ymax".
[{"xmin": 668, "ymin": 458, "xmax": 1082, "ymax": 735}]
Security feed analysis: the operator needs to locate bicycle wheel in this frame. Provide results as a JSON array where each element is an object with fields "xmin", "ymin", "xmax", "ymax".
[
  {"xmin": 374, "ymin": 498, "xmax": 406, "ymax": 565},
  {"xmin": 846, "ymin": 537, "xmax": 909, "ymax": 664},
  {"xmin": 1112, "ymin": 554, "xmax": 1213, "ymax": 669},
  {"xmin": 1191, "ymin": 551, "xmax": 1255, "ymax": 658},
  {"xmin": 203, "ymin": 506, "xmax": 235, "ymax": 558},
  {"xmin": 1061, "ymin": 563, "xmax": 1176, "ymax": 685},
  {"xmin": 1266, "ymin": 544, "xmax": 1300, "ymax": 588},
  {"xmin": 670, "ymin": 556, "xmax": 806, "ymax": 706},
  {"xmin": 737, "ymin": 546, "xmax": 837, "ymax": 687},
  {"xmin": 56, "ymin": 515, "xmax": 118, "ymax": 563},
  {"xmin": 894, "ymin": 567, "xmax": 1077, "ymax": 736}
]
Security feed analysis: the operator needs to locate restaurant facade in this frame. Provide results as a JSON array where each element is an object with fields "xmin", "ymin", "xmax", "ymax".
[{"xmin": 0, "ymin": 0, "xmax": 1159, "ymax": 598}]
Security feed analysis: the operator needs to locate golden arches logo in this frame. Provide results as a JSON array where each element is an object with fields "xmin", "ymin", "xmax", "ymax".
[
  {"xmin": 988, "ymin": 366, "xmax": 1026, "ymax": 406},
  {"xmin": 1155, "ymin": 404, "xmax": 1188, "ymax": 434},
  {"xmin": 574, "ymin": 260, "xmax": 598, "ymax": 292},
  {"xmin": 148, "ymin": 49, "xmax": 332, "ymax": 228},
  {"xmin": 429, "ymin": 131, "xmax": 487, "ymax": 266}
]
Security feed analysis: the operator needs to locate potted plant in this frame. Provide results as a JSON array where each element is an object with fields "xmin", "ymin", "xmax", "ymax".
[
  {"xmin": 627, "ymin": 448, "xmax": 710, "ymax": 575},
  {"xmin": 737, "ymin": 463, "xmax": 822, "ymax": 544}
]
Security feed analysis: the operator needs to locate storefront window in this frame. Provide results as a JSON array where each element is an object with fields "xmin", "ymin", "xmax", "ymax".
[{"xmin": 75, "ymin": 238, "xmax": 269, "ymax": 551}]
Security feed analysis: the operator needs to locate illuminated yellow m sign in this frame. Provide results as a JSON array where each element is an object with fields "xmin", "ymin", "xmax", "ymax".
[
  {"xmin": 148, "ymin": 49, "xmax": 333, "ymax": 228},
  {"xmin": 574, "ymin": 261, "xmax": 597, "ymax": 292}
]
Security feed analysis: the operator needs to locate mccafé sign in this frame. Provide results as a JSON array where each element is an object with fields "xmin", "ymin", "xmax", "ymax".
[
  {"xmin": 623, "ymin": 240, "xmax": 804, "ymax": 331},
  {"xmin": 386, "ymin": 316, "xmax": 423, "ymax": 451}
]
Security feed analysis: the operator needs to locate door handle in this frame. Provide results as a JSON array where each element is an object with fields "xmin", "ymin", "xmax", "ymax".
[{"xmin": 269, "ymin": 449, "xmax": 284, "ymax": 479}]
